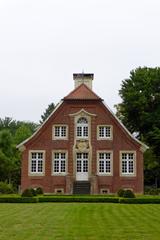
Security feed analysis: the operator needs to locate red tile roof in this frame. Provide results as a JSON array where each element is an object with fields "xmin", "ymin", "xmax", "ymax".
[{"xmin": 63, "ymin": 84, "xmax": 102, "ymax": 100}]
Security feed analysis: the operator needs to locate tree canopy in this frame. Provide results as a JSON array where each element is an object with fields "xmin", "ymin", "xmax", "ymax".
[
  {"xmin": 0, "ymin": 102, "xmax": 55, "ymax": 189},
  {"xmin": 40, "ymin": 103, "xmax": 55, "ymax": 124},
  {"xmin": 0, "ymin": 102, "xmax": 56, "ymax": 188},
  {"xmin": 116, "ymin": 67, "xmax": 160, "ymax": 186},
  {"xmin": 0, "ymin": 118, "xmax": 38, "ymax": 187}
]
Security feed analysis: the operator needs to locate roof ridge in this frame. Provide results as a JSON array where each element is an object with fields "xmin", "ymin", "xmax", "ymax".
[{"xmin": 63, "ymin": 83, "xmax": 102, "ymax": 100}]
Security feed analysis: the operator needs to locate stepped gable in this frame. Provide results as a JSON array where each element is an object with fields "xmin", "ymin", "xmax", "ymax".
[{"xmin": 63, "ymin": 83, "xmax": 102, "ymax": 100}]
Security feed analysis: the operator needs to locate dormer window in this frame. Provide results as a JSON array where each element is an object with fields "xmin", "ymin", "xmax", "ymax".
[{"xmin": 77, "ymin": 117, "xmax": 88, "ymax": 138}]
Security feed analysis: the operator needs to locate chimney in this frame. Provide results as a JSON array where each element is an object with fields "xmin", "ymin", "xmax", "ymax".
[{"xmin": 73, "ymin": 73, "xmax": 94, "ymax": 90}]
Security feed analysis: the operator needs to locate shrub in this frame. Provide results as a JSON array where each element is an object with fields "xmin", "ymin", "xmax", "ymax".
[
  {"xmin": 21, "ymin": 188, "xmax": 34, "ymax": 197},
  {"xmin": 30, "ymin": 188, "xmax": 37, "ymax": 196},
  {"xmin": 36, "ymin": 187, "xmax": 43, "ymax": 195},
  {"xmin": 123, "ymin": 189, "xmax": 135, "ymax": 198},
  {"xmin": 0, "ymin": 182, "xmax": 14, "ymax": 194},
  {"xmin": 144, "ymin": 186, "xmax": 159, "ymax": 195},
  {"xmin": 117, "ymin": 189, "xmax": 135, "ymax": 198},
  {"xmin": 117, "ymin": 189, "xmax": 125, "ymax": 197}
]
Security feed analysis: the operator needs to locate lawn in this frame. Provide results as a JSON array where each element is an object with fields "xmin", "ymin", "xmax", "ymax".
[{"xmin": 0, "ymin": 203, "xmax": 160, "ymax": 240}]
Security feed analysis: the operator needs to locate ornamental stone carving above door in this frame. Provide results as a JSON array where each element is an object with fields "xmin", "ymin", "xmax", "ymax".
[{"xmin": 76, "ymin": 140, "xmax": 89, "ymax": 152}]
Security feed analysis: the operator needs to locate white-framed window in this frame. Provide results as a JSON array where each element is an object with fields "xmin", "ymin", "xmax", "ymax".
[
  {"xmin": 52, "ymin": 151, "xmax": 67, "ymax": 175},
  {"xmin": 97, "ymin": 151, "xmax": 113, "ymax": 175},
  {"xmin": 76, "ymin": 117, "xmax": 88, "ymax": 138},
  {"xmin": 76, "ymin": 152, "xmax": 89, "ymax": 173},
  {"xmin": 120, "ymin": 152, "xmax": 136, "ymax": 176},
  {"xmin": 29, "ymin": 151, "xmax": 45, "ymax": 176},
  {"xmin": 53, "ymin": 125, "xmax": 68, "ymax": 140},
  {"xmin": 97, "ymin": 125, "xmax": 112, "ymax": 140}
]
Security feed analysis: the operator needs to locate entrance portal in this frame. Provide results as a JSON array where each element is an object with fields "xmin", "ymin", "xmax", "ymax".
[{"xmin": 76, "ymin": 153, "xmax": 88, "ymax": 181}]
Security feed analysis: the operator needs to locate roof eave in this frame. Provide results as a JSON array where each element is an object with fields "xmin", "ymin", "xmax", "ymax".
[
  {"xmin": 102, "ymin": 101, "xmax": 149, "ymax": 152},
  {"xmin": 16, "ymin": 100, "xmax": 63, "ymax": 151}
]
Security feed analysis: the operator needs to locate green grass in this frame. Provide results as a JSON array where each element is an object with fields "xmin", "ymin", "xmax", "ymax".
[{"xmin": 0, "ymin": 203, "xmax": 160, "ymax": 240}]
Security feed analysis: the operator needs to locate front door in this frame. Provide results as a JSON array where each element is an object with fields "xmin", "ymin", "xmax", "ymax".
[{"xmin": 76, "ymin": 153, "xmax": 89, "ymax": 181}]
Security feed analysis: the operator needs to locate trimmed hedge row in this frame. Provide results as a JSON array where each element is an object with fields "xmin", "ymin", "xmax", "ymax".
[
  {"xmin": 0, "ymin": 197, "xmax": 38, "ymax": 203},
  {"xmin": 1, "ymin": 196, "xmax": 160, "ymax": 203},
  {"xmin": 38, "ymin": 196, "xmax": 119, "ymax": 203},
  {"xmin": 119, "ymin": 197, "xmax": 160, "ymax": 204}
]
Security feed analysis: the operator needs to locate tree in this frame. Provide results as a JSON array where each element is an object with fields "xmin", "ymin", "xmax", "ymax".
[
  {"xmin": 0, "ymin": 117, "xmax": 38, "ymax": 135},
  {"xmin": 40, "ymin": 103, "xmax": 55, "ymax": 124},
  {"xmin": 115, "ymin": 67, "xmax": 160, "ymax": 186},
  {"xmin": 0, "ymin": 118, "xmax": 38, "ymax": 188},
  {"xmin": 14, "ymin": 124, "xmax": 32, "ymax": 145},
  {"xmin": 0, "ymin": 130, "xmax": 15, "ymax": 183}
]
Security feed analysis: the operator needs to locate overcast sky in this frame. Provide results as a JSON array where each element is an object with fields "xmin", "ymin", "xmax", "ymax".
[{"xmin": 0, "ymin": 0, "xmax": 160, "ymax": 123}]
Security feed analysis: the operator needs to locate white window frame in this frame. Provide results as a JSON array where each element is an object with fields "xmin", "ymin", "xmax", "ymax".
[
  {"xmin": 76, "ymin": 152, "xmax": 89, "ymax": 173},
  {"xmin": 28, "ymin": 150, "xmax": 45, "ymax": 176},
  {"xmin": 97, "ymin": 151, "xmax": 113, "ymax": 176},
  {"xmin": 120, "ymin": 151, "xmax": 136, "ymax": 177},
  {"xmin": 76, "ymin": 117, "xmax": 89, "ymax": 139},
  {"xmin": 52, "ymin": 150, "xmax": 68, "ymax": 176},
  {"xmin": 97, "ymin": 125, "xmax": 113, "ymax": 140},
  {"xmin": 52, "ymin": 125, "xmax": 68, "ymax": 140}
]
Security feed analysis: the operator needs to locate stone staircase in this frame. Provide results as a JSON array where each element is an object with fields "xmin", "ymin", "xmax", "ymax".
[{"xmin": 73, "ymin": 181, "xmax": 91, "ymax": 194}]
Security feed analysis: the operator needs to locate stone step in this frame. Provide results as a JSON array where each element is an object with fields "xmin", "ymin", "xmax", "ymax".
[{"xmin": 73, "ymin": 181, "xmax": 91, "ymax": 194}]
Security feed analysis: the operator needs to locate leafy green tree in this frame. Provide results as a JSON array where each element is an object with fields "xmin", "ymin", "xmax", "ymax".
[
  {"xmin": 0, "ymin": 130, "xmax": 13, "ymax": 157},
  {"xmin": 116, "ymin": 67, "xmax": 160, "ymax": 135},
  {"xmin": 0, "ymin": 117, "xmax": 38, "ymax": 135},
  {"xmin": 0, "ymin": 149, "xmax": 9, "ymax": 181},
  {"xmin": 0, "ymin": 118, "xmax": 38, "ymax": 188},
  {"xmin": 40, "ymin": 103, "xmax": 55, "ymax": 124},
  {"xmin": 14, "ymin": 124, "xmax": 32, "ymax": 145},
  {"xmin": 0, "ymin": 130, "xmax": 15, "ymax": 183},
  {"xmin": 115, "ymin": 67, "xmax": 160, "ymax": 186}
]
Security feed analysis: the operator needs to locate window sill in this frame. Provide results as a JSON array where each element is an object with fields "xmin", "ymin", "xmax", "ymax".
[
  {"xmin": 120, "ymin": 174, "xmax": 136, "ymax": 177},
  {"xmin": 76, "ymin": 137, "xmax": 89, "ymax": 140},
  {"xmin": 28, "ymin": 173, "xmax": 45, "ymax": 177},
  {"xmin": 97, "ymin": 173, "xmax": 113, "ymax": 176},
  {"xmin": 52, "ymin": 138, "xmax": 68, "ymax": 140},
  {"xmin": 97, "ymin": 137, "xmax": 113, "ymax": 141},
  {"xmin": 52, "ymin": 173, "xmax": 67, "ymax": 176}
]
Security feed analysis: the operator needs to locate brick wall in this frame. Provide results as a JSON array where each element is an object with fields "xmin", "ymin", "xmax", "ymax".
[{"xmin": 21, "ymin": 100, "xmax": 144, "ymax": 194}]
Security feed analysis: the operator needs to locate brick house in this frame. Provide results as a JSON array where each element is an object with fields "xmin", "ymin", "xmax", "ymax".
[{"xmin": 18, "ymin": 73, "xmax": 148, "ymax": 194}]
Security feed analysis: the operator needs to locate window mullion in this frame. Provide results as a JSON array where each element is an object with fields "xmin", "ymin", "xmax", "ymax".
[
  {"xmin": 105, "ymin": 127, "xmax": 107, "ymax": 138},
  {"xmin": 59, "ymin": 158, "xmax": 60, "ymax": 173},
  {"xmin": 126, "ymin": 160, "xmax": 128, "ymax": 173},
  {"xmin": 35, "ymin": 153, "xmax": 37, "ymax": 173},
  {"xmin": 60, "ymin": 158, "xmax": 63, "ymax": 173},
  {"xmin": 60, "ymin": 127, "xmax": 62, "ymax": 137}
]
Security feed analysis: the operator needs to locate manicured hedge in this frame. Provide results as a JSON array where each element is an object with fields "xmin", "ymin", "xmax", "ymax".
[
  {"xmin": 1, "ymin": 195, "xmax": 160, "ymax": 204},
  {"xmin": 119, "ymin": 197, "xmax": 160, "ymax": 204},
  {"xmin": 39, "ymin": 196, "xmax": 119, "ymax": 203},
  {"xmin": 0, "ymin": 197, "xmax": 38, "ymax": 203},
  {"xmin": 0, "ymin": 196, "xmax": 119, "ymax": 203}
]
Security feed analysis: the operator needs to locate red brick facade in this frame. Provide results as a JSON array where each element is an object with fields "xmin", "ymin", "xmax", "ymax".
[{"xmin": 18, "ymin": 75, "xmax": 147, "ymax": 194}]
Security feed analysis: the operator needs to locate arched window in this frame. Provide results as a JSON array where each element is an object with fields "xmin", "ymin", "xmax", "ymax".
[{"xmin": 77, "ymin": 117, "xmax": 88, "ymax": 138}]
